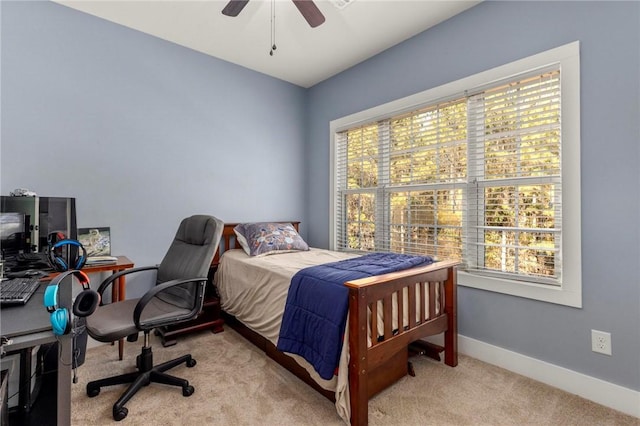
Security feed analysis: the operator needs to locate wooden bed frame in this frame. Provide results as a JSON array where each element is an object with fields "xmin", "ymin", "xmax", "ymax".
[{"xmin": 213, "ymin": 223, "xmax": 459, "ymax": 426}]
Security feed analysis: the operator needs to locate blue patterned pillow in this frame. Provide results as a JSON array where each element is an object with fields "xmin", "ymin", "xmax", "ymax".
[{"xmin": 234, "ymin": 222, "xmax": 309, "ymax": 257}]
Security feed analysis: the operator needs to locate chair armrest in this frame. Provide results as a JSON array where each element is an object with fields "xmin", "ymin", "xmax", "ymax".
[
  {"xmin": 132, "ymin": 277, "xmax": 207, "ymax": 330},
  {"xmin": 95, "ymin": 265, "xmax": 159, "ymax": 300}
]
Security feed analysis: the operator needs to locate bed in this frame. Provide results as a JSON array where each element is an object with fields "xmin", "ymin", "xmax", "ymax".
[{"xmin": 213, "ymin": 222, "xmax": 459, "ymax": 425}]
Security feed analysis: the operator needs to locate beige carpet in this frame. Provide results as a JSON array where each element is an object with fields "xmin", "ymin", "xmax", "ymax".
[{"xmin": 71, "ymin": 328, "xmax": 638, "ymax": 425}]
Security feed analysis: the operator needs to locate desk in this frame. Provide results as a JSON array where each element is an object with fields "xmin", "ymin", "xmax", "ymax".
[
  {"xmin": 46, "ymin": 256, "xmax": 134, "ymax": 360},
  {"xmin": 0, "ymin": 280, "xmax": 70, "ymax": 425}
]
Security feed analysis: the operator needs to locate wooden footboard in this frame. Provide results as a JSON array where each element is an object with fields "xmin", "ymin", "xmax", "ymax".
[
  {"xmin": 214, "ymin": 223, "xmax": 458, "ymax": 426},
  {"xmin": 345, "ymin": 259, "xmax": 459, "ymax": 426}
]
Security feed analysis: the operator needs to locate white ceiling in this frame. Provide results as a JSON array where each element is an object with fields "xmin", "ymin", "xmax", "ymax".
[{"xmin": 53, "ymin": 0, "xmax": 480, "ymax": 88}]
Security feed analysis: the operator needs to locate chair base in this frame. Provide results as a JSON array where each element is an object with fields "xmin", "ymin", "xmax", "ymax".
[{"xmin": 86, "ymin": 345, "xmax": 196, "ymax": 421}]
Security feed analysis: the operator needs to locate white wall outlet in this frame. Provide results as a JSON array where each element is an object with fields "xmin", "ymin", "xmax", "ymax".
[{"xmin": 591, "ymin": 329, "xmax": 612, "ymax": 356}]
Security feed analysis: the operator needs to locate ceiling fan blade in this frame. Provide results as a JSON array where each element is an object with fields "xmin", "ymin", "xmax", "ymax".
[
  {"xmin": 291, "ymin": 0, "xmax": 325, "ymax": 28},
  {"xmin": 222, "ymin": 0, "xmax": 250, "ymax": 17}
]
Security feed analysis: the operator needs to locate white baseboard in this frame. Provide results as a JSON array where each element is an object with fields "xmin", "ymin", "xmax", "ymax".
[{"xmin": 457, "ymin": 335, "xmax": 640, "ymax": 419}]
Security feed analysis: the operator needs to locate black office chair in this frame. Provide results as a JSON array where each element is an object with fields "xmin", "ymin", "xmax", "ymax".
[{"xmin": 84, "ymin": 215, "xmax": 223, "ymax": 421}]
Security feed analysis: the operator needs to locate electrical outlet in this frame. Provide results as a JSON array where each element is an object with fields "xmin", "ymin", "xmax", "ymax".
[{"xmin": 591, "ymin": 330, "xmax": 612, "ymax": 356}]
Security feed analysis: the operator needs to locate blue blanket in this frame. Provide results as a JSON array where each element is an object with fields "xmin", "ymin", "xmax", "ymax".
[{"xmin": 276, "ymin": 252, "xmax": 433, "ymax": 380}]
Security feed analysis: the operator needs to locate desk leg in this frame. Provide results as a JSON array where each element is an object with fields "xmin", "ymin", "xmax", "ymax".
[
  {"xmin": 117, "ymin": 273, "xmax": 126, "ymax": 361},
  {"xmin": 18, "ymin": 347, "xmax": 33, "ymax": 414},
  {"xmin": 57, "ymin": 335, "xmax": 71, "ymax": 425}
]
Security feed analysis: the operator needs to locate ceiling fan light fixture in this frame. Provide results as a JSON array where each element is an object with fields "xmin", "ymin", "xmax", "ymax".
[{"xmin": 222, "ymin": 0, "xmax": 326, "ymax": 28}]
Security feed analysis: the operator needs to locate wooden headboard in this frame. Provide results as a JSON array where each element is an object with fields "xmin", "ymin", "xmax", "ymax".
[{"xmin": 212, "ymin": 221, "xmax": 300, "ymax": 266}]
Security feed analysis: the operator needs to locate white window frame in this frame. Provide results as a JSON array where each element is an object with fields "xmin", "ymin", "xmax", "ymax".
[{"xmin": 330, "ymin": 41, "xmax": 581, "ymax": 307}]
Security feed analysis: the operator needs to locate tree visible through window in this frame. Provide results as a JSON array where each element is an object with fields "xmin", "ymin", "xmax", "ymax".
[{"xmin": 335, "ymin": 68, "xmax": 562, "ymax": 286}]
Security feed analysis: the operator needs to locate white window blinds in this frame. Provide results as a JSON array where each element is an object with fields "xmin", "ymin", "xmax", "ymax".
[
  {"xmin": 466, "ymin": 69, "xmax": 561, "ymax": 284},
  {"xmin": 334, "ymin": 68, "xmax": 562, "ymax": 286}
]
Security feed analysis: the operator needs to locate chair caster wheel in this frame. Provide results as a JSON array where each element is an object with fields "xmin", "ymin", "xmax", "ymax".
[
  {"xmin": 113, "ymin": 407, "xmax": 128, "ymax": 421},
  {"xmin": 186, "ymin": 358, "xmax": 196, "ymax": 368},
  {"xmin": 87, "ymin": 385, "xmax": 100, "ymax": 398},
  {"xmin": 183, "ymin": 385, "xmax": 195, "ymax": 397}
]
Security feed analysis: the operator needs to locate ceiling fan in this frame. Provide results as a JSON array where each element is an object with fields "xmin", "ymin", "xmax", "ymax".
[{"xmin": 222, "ymin": 0, "xmax": 326, "ymax": 28}]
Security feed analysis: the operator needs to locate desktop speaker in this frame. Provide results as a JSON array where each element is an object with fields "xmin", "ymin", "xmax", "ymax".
[
  {"xmin": 43, "ymin": 270, "xmax": 99, "ymax": 336},
  {"xmin": 47, "ymin": 238, "xmax": 87, "ymax": 272}
]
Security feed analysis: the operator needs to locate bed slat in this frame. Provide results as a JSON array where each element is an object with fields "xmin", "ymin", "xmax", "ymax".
[
  {"xmin": 396, "ymin": 288, "xmax": 404, "ymax": 335},
  {"xmin": 370, "ymin": 301, "xmax": 378, "ymax": 346},
  {"xmin": 429, "ymin": 281, "xmax": 437, "ymax": 319},
  {"xmin": 420, "ymin": 281, "xmax": 426, "ymax": 323},
  {"xmin": 408, "ymin": 284, "xmax": 417, "ymax": 329},
  {"xmin": 383, "ymin": 295, "xmax": 393, "ymax": 338}
]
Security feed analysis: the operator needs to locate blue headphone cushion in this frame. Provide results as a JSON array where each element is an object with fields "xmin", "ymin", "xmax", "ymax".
[
  {"xmin": 44, "ymin": 284, "xmax": 59, "ymax": 312},
  {"xmin": 51, "ymin": 308, "xmax": 70, "ymax": 336},
  {"xmin": 55, "ymin": 257, "xmax": 68, "ymax": 270},
  {"xmin": 44, "ymin": 280, "xmax": 68, "ymax": 335}
]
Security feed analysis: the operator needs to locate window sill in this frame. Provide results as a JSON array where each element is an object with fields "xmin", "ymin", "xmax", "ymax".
[{"xmin": 458, "ymin": 270, "xmax": 582, "ymax": 308}]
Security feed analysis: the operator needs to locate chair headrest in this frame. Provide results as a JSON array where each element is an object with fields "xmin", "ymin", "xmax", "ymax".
[{"xmin": 175, "ymin": 215, "xmax": 218, "ymax": 246}]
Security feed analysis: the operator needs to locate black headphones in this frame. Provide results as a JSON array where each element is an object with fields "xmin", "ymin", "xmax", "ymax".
[
  {"xmin": 48, "ymin": 238, "xmax": 87, "ymax": 272},
  {"xmin": 43, "ymin": 270, "xmax": 100, "ymax": 336}
]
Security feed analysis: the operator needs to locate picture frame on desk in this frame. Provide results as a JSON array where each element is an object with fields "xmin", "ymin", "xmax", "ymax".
[{"xmin": 77, "ymin": 227, "xmax": 111, "ymax": 257}]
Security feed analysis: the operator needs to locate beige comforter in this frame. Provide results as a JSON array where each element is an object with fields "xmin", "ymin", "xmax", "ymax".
[{"xmin": 214, "ymin": 248, "xmax": 359, "ymax": 423}]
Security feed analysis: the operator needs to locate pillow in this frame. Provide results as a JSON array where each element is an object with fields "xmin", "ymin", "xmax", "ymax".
[
  {"xmin": 234, "ymin": 222, "xmax": 309, "ymax": 257},
  {"xmin": 233, "ymin": 226, "xmax": 251, "ymax": 255}
]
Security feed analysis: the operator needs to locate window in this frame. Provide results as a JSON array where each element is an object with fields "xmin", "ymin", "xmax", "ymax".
[{"xmin": 330, "ymin": 42, "xmax": 581, "ymax": 307}]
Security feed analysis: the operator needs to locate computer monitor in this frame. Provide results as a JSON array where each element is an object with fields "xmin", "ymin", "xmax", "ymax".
[
  {"xmin": 0, "ymin": 212, "xmax": 28, "ymax": 258},
  {"xmin": 37, "ymin": 197, "xmax": 77, "ymax": 251},
  {"xmin": 1, "ymin": 196, "xmax": 76, "ymax": 254}
]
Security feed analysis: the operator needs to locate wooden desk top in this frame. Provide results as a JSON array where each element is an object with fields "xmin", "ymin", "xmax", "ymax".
[
  {"xmin": 46, "ymin": 255, "xmax": 134, "ymax": 279},
  {"xmin": 82, "ymin": 255, "xmax": 134, "ymax": 273}
]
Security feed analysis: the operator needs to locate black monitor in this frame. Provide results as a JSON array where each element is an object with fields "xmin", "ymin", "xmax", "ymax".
[
  {"xmin": 37, "ymin": 197, "xmax": 77, "ymax": 251},
  {"xmin": 0, "ymin": 212, "xmax": 28, "ymax": 258},
  {"xmin": 1, "ymin": 196, "xmax": 76, "ymax": 254}
]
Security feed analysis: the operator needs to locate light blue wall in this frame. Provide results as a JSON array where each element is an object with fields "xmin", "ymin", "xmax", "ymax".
[
  {"xmin": 306, "ymin": 1, "xmax": 640, "ymax": 391},
  {"xmin": 1, "ymin": 1, "xmax": 307, "ymax": 297}
]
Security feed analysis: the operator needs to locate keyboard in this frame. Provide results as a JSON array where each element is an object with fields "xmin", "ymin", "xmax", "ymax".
[
  {"xmin": 0, "ymin": 277, "xmax": 40, "ymax": 306},
  {"xmin": 17, "ymin": 252, "xmax": 47, "ymax": 263},
  {"xmin": 7, "ymin": 253, "xmax": 52, "ymax": 273}
]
